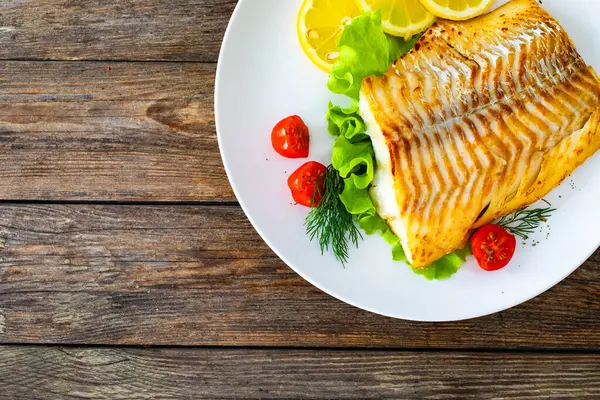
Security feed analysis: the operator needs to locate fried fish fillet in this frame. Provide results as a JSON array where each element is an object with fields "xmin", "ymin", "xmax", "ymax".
[{"xmin": 361, "ymin": 0, "xmax": 600, "ymax": 268}]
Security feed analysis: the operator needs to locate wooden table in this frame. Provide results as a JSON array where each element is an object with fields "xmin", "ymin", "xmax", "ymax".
[{"xmin": 0, "ymin": 1, "xmax": 598, "ymax": 398}]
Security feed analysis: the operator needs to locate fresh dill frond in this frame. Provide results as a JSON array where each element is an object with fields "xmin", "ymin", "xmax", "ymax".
[
  {"xmin": 497, "ymin": 206, "xmax": 556, "ymax": 240},
  {"xmin": 305, "ymin": 165, "xmax": 362, "ymax": 265}
]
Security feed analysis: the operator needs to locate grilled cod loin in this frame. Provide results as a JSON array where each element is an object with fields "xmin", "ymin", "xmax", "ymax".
[{"xmin": 360, "ymin": 0, "xmax": 600, "ymax": 268}]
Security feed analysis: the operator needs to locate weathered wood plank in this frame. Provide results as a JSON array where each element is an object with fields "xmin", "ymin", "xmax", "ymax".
[
  {"xmin": 0, "ymin": 204, "xmax": 598, "ymax": 348},
  {"xmin": 0, "ymin": 0, "xmax": 236, "ymax": 62},
  {"xmin": 0, "ymin": 61, "xmax": 234, "ymax": 201},
  {"xmin": 0, "ymin": 346, "xmax": 598, "ymax": 399}
]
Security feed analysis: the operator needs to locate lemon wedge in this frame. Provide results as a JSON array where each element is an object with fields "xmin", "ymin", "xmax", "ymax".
[
  {"xmin": 418, "ymin": 0, "xmax": 494, "ymax": 21},
  {"xmin": 359, "ymin": 0, "xmax": 436, "ymax": 39},
  {"xmin": 297, "ymin": 0, "xmax": 362, "ymax": 72}
]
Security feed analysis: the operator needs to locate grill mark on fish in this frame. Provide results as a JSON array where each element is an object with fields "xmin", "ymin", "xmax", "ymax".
[
  {"xmin": 490, "ymin": 49, "xmax": 507, "ymax": 101},
  {"xmin": 556, "ymin": 72, "xmax": 592, "ymax": 112},
  {"xmin": 458, "ymin": 117, "xmax": 492, "ymax": 214},
  {"xmin": 493, "ymin": 109, "xmax": 524, "ymax": 203},
  {"xmin": 396, "ymin": 138, "xmax": 414, "ymax": 214},
  {"xmin": 525, "ymin": 32, "xmax": 544, "ymax": 86},
  {"xmin": 449, "ymin": 123, "xmax": 479, "ymax": 221},
  {"xmin": 386, "ymin": 78, "xmax": 415, "ymax": 132},
  {"xmin": 523, "ymin": 90, "xmax": 557, "ymax": 143},
  {"xmin": 426, "ymin": 128, "xmax": 454, "ymax": 233},
  {"xmin": 411, "ymin": 133, "xmax": 431, "ymax": 218}
]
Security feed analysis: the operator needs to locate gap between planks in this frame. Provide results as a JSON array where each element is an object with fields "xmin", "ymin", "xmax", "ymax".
[{"xmin": 1, "ymin": 342, "xmax": 600, "ymax": 355}]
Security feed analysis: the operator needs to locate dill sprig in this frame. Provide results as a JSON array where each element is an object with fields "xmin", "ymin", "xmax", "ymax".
[
  {"xmin": 305, "ymin": 165, "xmax": 362, "ymax": 265},
  {"xmin": 497, "ymin": 206, "xmax": 556, "ymax": 240}
]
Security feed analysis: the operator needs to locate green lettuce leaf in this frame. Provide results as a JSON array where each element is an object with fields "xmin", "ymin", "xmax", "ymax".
[
  {"xmin": 326, "ymin": 102, "xmax": 368, "ymax": 141},
  {"xmin": 388, "ymin": 32, "xmax": 422, "ymax": 63},
  {"xmin": 327, "ymin": 11, "xmax": 421, "ymax": 100},
  {"xmin": 392, "ymin": 244, "xmax": 407, "ymax": 262},
  {"xmin": 339, "ymin": 177, "xmax": 374, "ymax": 215},
  {"xmin": 393, "ymin": 243, "xmax": 469, "ymax": 280},
  {"xmin": 360, "ymin": 214, "xmax": 399, "ymax": 245},
  {"xmin": 410, "ymin": 251, "xmax": 468, "ymax": 281},
  {"xmin": 332, "ymin": 136, "xmax": 374, "ymax": 190}
]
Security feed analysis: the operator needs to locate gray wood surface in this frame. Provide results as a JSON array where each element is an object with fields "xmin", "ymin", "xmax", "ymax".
[
  {"xmin": 0, "ymin": 61, "xmax": 234, "ymax": 201},
  {"xmin": 0, "ymin": 0, "xmax": 598, "ymax": 397},
  {"xmin": 0, "ymin": 203, "xmax": 597, "ymax": 348},
  {"xmin": 0, "ymin": 0, "xmax": 236, "ymax": 62},
  {"xmin": 0, "ymin": 346, "xmax": 598, "ymax": 399}
]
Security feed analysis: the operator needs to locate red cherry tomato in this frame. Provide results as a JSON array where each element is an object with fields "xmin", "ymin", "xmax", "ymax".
[
  {"xmin": 288, "ymin": 161, "xmax": 327, "ymax": 208},
  {"xmin": 471, "ymin": 224, "xmax": 516, "ymax": 271},
  {"xmin": 271, "ymin": 115, "xmax": 310, "ymax": 159}
]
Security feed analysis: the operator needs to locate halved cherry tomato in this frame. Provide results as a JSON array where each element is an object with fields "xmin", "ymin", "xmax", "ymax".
[
  {"xmin": 288, "ymin": 161, "xmax": 327, "ymax": 208},
  {"xmin": 471, "ymin": 224, "xmax": 516, "ymax": 271},
  {"xmin": 271, "ymin": 115, "xmax": 310, "ymax": 158}
]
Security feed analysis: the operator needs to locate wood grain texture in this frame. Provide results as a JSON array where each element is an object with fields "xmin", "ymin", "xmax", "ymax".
[
  {"xmin": 0, "ymin": 61, "xmax": 235, "ymax": 201},
  {"xmin": 0, "ymin": 346, "xmax": 598, "ymax": 399},
  {"xmin": 0, "ymin": 203, "xmax": 597, "ymax": 348},
  {"xmin": 0, "ymin": 0, "xmax": 236, "ymax": 62}
]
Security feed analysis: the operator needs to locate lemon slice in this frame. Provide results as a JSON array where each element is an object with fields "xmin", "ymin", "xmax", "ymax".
[
  {"xmin": 359, "ymin": 0, "xmax": 436, "ymax": 39},
  {"xmin": 418, "ymin": 0, "xmax": 494, "ymax": 21},
  {"xmin": 297, "ymin": 0, "xmax": 362, "ymax": 72}
]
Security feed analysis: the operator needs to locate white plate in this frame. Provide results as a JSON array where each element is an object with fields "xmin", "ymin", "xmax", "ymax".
[{"xmin": 215, "ymin": 0, "xmax": 600, "ymax": 321}]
